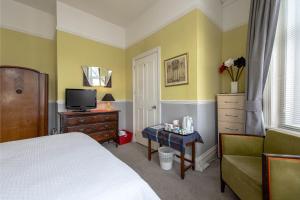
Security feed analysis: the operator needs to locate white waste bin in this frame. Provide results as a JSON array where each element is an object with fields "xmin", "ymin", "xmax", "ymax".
[{"xmin": 158, "ymin": 147, "xmax": 175, "ymax": 170}]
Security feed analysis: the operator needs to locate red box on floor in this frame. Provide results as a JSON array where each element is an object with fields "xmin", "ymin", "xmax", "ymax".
[{"xmin": 118, "ymin": 130, "xmax": 133, "ymax": 145}]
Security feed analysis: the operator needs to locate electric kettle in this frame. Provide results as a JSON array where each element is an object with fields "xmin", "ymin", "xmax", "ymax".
[{"xmin": 182, "ymin": 116, "xmax": 194, "ymax": 134}]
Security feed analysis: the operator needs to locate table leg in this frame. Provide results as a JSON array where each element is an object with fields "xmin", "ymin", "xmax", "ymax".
[
  {"xmin": 192, "ymin": 142, "xmax": 195, "ymax": 170},
  {"xmin": 180, "ymin": 151, "xmax": 185, "ymax": 179},
  {"xmin": 148, "ymin": 139, "xmax": 151, "ymax": 161}
]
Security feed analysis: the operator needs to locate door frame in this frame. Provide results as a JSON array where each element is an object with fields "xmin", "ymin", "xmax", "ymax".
[{"xmin": 132, "ymin": 47, "xmax": 161, "ymax": 142}]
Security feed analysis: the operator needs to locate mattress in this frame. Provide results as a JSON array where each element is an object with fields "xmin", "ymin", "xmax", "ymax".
[{"xmin": 0, "ymin": 133, "xmax": 160, "ymax": 200}]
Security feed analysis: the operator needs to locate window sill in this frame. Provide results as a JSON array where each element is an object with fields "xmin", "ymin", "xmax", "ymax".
[{"xmin": 267, "ymin": 127, "xmax": 300, "ymax": 137}]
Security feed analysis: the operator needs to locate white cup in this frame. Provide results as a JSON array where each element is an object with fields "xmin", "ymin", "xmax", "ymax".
[{"xmin": 173, "ymin": 120, "xmax": 179, "ymax": 126}]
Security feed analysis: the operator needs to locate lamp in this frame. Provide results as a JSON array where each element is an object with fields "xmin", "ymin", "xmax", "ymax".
[{"xmin": 101, "ymin": 93, "xmax": 115, "ymax": 110}]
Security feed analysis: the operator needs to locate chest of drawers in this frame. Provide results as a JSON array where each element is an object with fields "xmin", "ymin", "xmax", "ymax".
[
  {"xmin": 59, "ymin": 110, "xmax": 119, "ymax": 143},
  {"xmin": 217, "ymin": 94, "xmax": 245, "ymax": 134}
]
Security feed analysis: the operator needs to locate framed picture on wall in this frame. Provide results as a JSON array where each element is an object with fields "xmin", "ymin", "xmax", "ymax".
[{"xmin": 164, "ymin": 53, "xmax": 188, "ymax": 86}]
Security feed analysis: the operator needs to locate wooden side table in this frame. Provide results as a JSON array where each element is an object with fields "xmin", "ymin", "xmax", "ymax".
[{"xmin": 142, "ymin": 127, "xmax": 203, "ymax": 179}]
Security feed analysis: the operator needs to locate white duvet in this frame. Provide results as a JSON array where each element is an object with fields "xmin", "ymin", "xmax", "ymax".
[{"xmin": 0, "ymin": 133, "xmax": 160, "ymax": 200}]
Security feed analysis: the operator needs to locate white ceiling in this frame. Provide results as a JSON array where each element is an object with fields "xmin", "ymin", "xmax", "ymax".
[
  {"xmin": 13, "ymin": 0, "xmax": 159, "ymax": 27},
  {"xmin": 60, "ymin": 0, "xmax": 158, "ymax": 27},
  {"xmin": 12, "ymin": 0, "xmax": 232, "ymax": 27},
  {"xmin": 13, "ymin": 0, "xmax": 57, "ymax": 15}
]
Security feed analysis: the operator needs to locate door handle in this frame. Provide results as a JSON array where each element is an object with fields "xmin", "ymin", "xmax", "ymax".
[{"xmin": 151, "ymin": 105, "xmax": 157, "ymax": 109}]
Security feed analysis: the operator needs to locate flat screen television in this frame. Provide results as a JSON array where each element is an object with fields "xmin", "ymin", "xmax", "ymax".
[{"xmin": 65, "ymin": 89, "xmax": 97, "ymax": 111}]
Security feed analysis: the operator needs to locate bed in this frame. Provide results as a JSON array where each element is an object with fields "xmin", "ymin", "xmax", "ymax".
[{"xmin": 0, "ymin": 133, "xmax": 160, "ymax": 200}]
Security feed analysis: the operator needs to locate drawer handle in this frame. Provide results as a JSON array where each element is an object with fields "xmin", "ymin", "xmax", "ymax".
[
  {"xmin": 79, "ymin": 128, "xmax": 85, "ymax": 132},
  {"xmin": 79, "ymin": 119, "xmax": 85, "ymax": 123},
  {"xmin": 16, "ymin": 89, "xmax": 23, "ymax": 94},
  {"xmin": 224, "ymin": 101, "xmax": 238, "ymax": 104},
  {"xmin": 225, "ymin": 127, "xmax": 239, "ymax": 131},
  {"xmin": 225, "ymin": 114, "xmax": 238, "ymax": 118}
]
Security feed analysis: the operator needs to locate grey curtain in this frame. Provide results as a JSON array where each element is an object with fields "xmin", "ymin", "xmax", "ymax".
[{"xmin": 245, "ymin": 0, "xmax": 281, "ymax": 135}]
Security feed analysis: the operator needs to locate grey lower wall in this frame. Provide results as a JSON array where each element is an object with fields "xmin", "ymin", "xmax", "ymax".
[
  {"xmin": 49, "ymin": 100, "xmax": 217, "ymax": 157},
  {"xmin": 111, "ymin": 101, "xmax": 128, "ymax": 130},
  {"xmin": 161, "ymin": 102, "xmax": 217, "ymax": 156},
  {"xmin": 125, "ymin": 101, "xmax": 133, "ymax": 132},
  {"xmin": 48, "ymin": 102, "xmax": 57, "ymax": 134},
  {"xmin": 112, "ymin": 100, "xmax": 217, "ymax": 157},
  {"xmin": 196, "ymin": 102, "xmax": 217, "ymax": 154}
]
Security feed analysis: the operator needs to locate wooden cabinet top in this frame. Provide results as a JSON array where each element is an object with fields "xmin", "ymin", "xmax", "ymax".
[
  {"xmin": 59, "ymin": 110, "xmax": 120, "ymax": 116},
  {"xmin": 217, "ymin": 93, "xmax": 245, "ymax": 96}
]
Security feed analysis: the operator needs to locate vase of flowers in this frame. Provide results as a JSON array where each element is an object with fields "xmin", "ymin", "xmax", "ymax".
[
  {"xmin": 231, "ymin": 81, "xmax": 238, "ymax": 93},
  {"xmin": 219, "ymin": 57, "xmax": 246, "ymax": 93}
]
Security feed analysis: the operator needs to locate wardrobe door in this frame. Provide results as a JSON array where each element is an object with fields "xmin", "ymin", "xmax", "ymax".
[{"xmin": 0, "ymin": 67, "xmax": 46, "ymax": 142}]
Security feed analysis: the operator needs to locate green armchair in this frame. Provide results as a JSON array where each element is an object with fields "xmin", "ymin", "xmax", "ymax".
[{"xmin": 219, "ymin": 130, "xmax": 300, "ymax": 200}]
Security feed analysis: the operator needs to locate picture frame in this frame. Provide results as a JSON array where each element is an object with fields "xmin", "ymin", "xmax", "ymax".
[{"xmin": 164, "ymin": 53, "xmax": 188, "ymax": 87}]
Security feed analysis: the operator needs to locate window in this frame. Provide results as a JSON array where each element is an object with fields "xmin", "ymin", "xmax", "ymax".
[{"xmin": 264, "ymin": 0, "xmax": 300, "ymax": 132}]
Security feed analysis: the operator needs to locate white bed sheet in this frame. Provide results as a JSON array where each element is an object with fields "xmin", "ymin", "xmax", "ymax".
[{"xmin": 0, "ymin": 133, "xmax": 160, "ymax": 200}]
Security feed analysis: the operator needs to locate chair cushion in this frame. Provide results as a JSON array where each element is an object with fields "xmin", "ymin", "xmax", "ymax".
[
  {"xmin": 222, "ymin": 155, "xmax": 262, "ymax": 200},
  {"xmin": 264, "ymin": 130, "xmax": 300, "ymax": 155}
]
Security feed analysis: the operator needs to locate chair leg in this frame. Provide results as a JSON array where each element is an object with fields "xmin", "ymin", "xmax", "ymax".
[{"xmin": 221, "ymin": 178, "xmax": 225, "ymax": 192}]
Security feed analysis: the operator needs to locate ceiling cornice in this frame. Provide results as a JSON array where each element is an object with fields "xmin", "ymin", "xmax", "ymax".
[{"xmin": 220, "ymin": 0, "xmax": 238, "ymax": 7}]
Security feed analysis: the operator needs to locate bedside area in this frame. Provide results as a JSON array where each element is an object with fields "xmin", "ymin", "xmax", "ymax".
[{"xmin": 59, "ymin": 110, "xmax": 119, "ymax": 144}]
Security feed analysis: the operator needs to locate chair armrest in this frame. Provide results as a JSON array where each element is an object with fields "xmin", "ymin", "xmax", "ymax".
[
  {"xmin": 219, "ymin": 133, "xmax": 264, "ymax": 157},
  {"xmin": 262, "ymin": 153, "xmax": 300, "ymax": 200}
]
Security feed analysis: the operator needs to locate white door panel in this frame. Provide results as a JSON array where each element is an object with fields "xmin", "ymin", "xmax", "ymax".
[{"xmin": 134, "ymin": 51, "xmax": 160, "ymax": 147}]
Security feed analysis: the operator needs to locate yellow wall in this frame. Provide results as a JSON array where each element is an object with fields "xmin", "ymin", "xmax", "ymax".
[
  {"xmin": 56, "ymin": 15, "xmax": 246, "ymax": 101},
  {"xmin": 57, "ymin": 31, "xmax": 126, "ymax": 101},
  {"xmin": 221, "ymin": 25, "xmax": 248, "ymax": 93},
  {"xmin": 126, "ymin": 10, "xmax": 198, "ymax": 100},
  {"xmin": 196, "ymin": 11, "xmax": 222, "ymax": 100},
  {"xmin": 1, "ymin": 11, "xmax": 247, "ymax": 102},
  {"xmin": 0, "ymin": 28, "xmax": 3, "ymax": 64},
  {"xmin": 126, "ymin": 10, "xmax": 222, "ymax": 101},
  {"xmin": 0, "ymin": 28, "xmax": 57, "ymax": 100}
]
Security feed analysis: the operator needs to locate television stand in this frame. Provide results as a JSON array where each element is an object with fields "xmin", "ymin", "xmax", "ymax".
[
  {"xmin": 59, "ymin": 110, "xmax": 119, "ymax": 146},
  {"xmin": 71, "ymin": 110, "xmax": 90, "ymax": 112}
]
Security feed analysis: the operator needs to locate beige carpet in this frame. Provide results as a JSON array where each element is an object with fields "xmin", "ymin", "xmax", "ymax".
[{"xmin": 104, "ymin": 142, "xmax": 238, "ymax": 200}]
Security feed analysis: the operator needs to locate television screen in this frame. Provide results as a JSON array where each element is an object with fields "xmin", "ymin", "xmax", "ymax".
[{"xmin": 65, "ymin": 89, "xmax": 97, "ymax": 111}]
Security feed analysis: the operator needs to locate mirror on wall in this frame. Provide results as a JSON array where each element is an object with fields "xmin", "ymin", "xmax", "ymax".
[{"xmin": 82, "ymin": 66, "xmax": 112, "ymax": 88}]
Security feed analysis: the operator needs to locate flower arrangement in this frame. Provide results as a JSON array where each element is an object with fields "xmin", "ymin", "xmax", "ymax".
[{"xmin": 219, "ymin": 57, "xmax": 246, "ymax": 81}]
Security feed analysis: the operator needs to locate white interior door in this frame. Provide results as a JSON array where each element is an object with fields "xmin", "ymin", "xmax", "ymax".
[{"xmin": 133, "ymin": 49, "xmax": 160, "ymax": 146}]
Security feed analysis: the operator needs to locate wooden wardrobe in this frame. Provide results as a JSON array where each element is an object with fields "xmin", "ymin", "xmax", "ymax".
[{"xmin": 0, "ymin": 66, "xmax": 48, "ymax": 142}]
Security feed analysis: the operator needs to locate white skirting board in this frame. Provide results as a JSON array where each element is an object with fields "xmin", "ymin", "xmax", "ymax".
[{"xmin": 173, "ymin": 145, "xmax": 217, "ymax": 172}]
